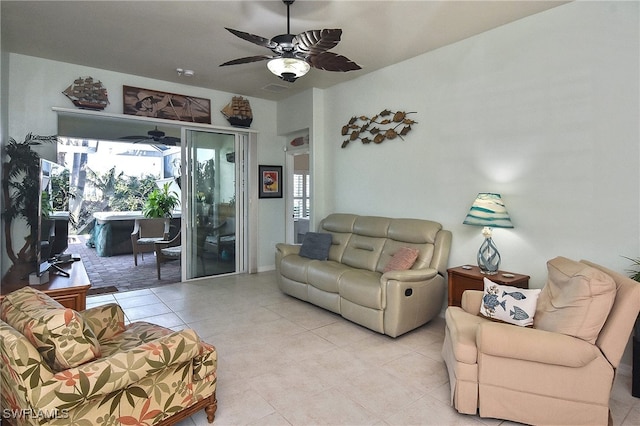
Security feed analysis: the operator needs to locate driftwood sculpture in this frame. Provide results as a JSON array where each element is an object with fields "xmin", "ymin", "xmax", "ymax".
[{"xmin": 341, "ymin": 109, "xmax": 417, "ymax": 148}]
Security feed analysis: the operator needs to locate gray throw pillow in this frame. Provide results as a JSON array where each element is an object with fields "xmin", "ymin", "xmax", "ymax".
[{"xmin": 299, "ymin": 232, "xmax": 332, "ymax": 260}]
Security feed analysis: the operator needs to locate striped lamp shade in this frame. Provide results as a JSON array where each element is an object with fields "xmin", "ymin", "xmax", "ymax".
[{"xmin": 463, "ymin": 193, "xmax": 513, "ymax": 228}]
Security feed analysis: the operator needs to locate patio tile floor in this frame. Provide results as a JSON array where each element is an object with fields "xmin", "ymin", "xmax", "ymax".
[{"xmin": 69, "ymin": 235, "xmax": 180, "ymax": 294}]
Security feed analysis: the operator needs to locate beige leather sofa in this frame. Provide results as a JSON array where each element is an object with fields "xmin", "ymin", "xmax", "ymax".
[
  {"xmin": 275, "ymin": 213, "xmax": 452, "ymax": 337},
  {"xmin": 442, "ymin": 257, "xmax": 640, "ymax": 425}
]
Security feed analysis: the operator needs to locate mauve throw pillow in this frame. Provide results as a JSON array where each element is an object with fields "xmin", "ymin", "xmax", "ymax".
[
  {"xmin": 299, "ymin": 232, "xmax": 332, "ymax": 260},
  {"xmin": 384, "ymin": 247, "xmax": 420, "ymax": 273},
  {"xmin": 534, "ymin": 256, "xmax": 616, "ymax": 344}
]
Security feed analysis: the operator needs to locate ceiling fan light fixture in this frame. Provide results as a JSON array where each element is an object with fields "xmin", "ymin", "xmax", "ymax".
[{"xmin": 267, "ymin": 57, "xmax": 310, "ymax": 82}]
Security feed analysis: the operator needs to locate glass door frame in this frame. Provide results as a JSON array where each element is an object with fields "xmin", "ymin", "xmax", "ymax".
[{"xmin": 180, "ymin": 127, "xmax": 258, "ymax": 282}]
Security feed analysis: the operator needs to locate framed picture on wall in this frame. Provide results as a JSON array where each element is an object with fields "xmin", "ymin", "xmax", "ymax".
[
  {"xmin": 123, "ymin": 85, "xmax": 211, "ymax": 124},
  {"xmin": 259, "ymin": 165, "xmax": 283, "ymax": 199}
]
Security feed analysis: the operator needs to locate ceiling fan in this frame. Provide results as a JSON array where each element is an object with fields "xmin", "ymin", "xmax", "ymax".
[
  {"xmin": 120, "ymin": 126, "xmax": 181, "ymax": 146},
  {"xmin": 220, "ymin": 0, "xmax": 361, "ymax": 82}
]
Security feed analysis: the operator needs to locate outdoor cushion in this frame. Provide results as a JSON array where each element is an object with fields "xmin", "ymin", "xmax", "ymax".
[{"xmin": 161, "ymin": 246, "xmax": 182, "ymax": 258}]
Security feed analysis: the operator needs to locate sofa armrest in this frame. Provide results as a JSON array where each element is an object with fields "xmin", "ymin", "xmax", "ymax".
[
  {"xmin": 461, "ymin": 290, "xmax": 483, "ymax": 314},
  {"xmin": 31, "ymin": 329, "xmax": 202, "ymax": 412},
  {"xmin": 477, "ymin": 321, "xmax": 600, "ymax": 367},
  {"xmin": 80, "ymin": 303, "xmax": 126, "ymax": 342},
  {"xmin": 382, "ymin": 268, "xmax": 438, "ymax": 283},
  {"xmin": 276, "ymin": 243, "xmax": 301, "ymax": 258}
]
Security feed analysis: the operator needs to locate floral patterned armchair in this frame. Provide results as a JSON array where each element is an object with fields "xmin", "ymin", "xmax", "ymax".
[{"xmin": 0, "ymin": 286, "xmax": 217, "ymax": 425}]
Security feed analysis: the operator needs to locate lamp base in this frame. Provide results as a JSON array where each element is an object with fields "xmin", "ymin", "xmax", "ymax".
[{"xmin": 477, "ymin": 236, "xmax": 501, "ymax": 275}]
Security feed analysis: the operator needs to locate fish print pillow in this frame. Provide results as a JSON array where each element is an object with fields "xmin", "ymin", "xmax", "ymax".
[{"xmin": 479, "ymin": 278, "xmax": 541, "ymax": 327}]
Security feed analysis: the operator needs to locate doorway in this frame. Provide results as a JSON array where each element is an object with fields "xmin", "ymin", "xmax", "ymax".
[
  {"xmin": 285, "ymin": 135, "xmax": 310, "ymax": 244},
  {"xmin": 56, "ymin": 108, "xmax": 257, "ymax": 287}
]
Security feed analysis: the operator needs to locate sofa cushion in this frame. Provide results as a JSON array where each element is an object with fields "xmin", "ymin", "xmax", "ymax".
[
  {"xmin": 1, "ymin": 287, "xmax": 100, "ymax": 371},
  {"xmin": 299, "ymin": 232, "xmax": 332, "ymax": 260},
  {"xmin": 280, "ymin": 255, "xmax": 311, "ymax": 283},
  {"xmin": 307, "ymin": 261, "xmax": 352, "ymax": 293},
  {"xmin": 535, "ymin": 256, "xmax": 616, "ymax": 344},
  {"xmin": 479, "ymin": 278, "xmax": 541, "ymax": 327},
  {"xmin": 339, "ymin": 269, "xmax": 384, "ymax": 309},
  {"xmin": 383, "ymin": 247, "xmax": 420, "ymax": 273}
]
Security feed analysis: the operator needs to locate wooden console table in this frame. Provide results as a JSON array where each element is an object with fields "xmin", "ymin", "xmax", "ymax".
[
  {"xmin": 447, "ymin": 265, "xmax": 530, "ymax": 307},
  {"xmin": 1, "ymin": 260, "xmax": 91, "ymax": 311}
]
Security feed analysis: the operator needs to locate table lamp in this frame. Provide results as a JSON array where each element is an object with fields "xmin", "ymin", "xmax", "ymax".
[{"xmin": 463, "ymin": 193, "xmax": 513, "ymax": 275}]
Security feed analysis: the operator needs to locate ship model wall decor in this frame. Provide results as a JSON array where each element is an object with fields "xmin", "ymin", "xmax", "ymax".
[
  {"xmin": 62, "ymin": 76, "xmax": 109, "ymax": 110},
  {"xmin": 221, "ymin": 96, "xmax": 253, "ymax": 127}
]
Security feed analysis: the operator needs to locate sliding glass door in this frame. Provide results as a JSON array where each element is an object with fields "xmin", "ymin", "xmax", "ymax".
[{"xmin": 182, "ymin": 129, "xmax": 246, "ymax": 280}]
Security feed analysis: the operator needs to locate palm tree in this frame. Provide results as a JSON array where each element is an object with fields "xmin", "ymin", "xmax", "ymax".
[
  {"xmin": 2, "ymin": 134, "xmax": 57, "ymax": 273},
  {"xmin": 85, "ymin": 166, "xmax": 124, "ymax": 211}
]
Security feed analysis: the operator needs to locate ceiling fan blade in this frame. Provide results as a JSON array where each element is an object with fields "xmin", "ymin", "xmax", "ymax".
[
  {"xmin": 295, "ymin": 29, "xmax": 342, "ymax": 56},
  {"xmin": 220, "ymin": 55, "xmax": 275, "ymax": 67},
  {"xmin": 308, "ymin": 51, "xmax": 361, "ymax": 72},
  {"xmin": 120, "ymin": 135, "xmax": 150, "ymax": 141},
  {"xmin": 162, "ymin": 137, "xmax": 181, "ymax": 146},
  {"xmin": 225, "ymin": 28, "xmax": 277, "ymax": 49}
]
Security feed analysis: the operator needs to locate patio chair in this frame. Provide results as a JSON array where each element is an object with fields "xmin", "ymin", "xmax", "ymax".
[
  {"xmin": 155, "ymin": 231, "xmax": 181, "ymax": 279},
  {"xmin": 131, "ymin": 218, "xmax": 169, "ymax": 266},
  {"xmin": 206, "ymin": 218, "xmax": 236, "ymax": 261}
]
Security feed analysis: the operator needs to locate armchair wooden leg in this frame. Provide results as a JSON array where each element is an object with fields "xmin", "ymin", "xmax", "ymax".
[{"xmin": 205, "ymin": 392, "xmax": 217, "ymax": 423}]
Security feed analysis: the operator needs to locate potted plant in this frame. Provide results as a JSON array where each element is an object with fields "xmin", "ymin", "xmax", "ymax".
[
  {"xmin": 2, "ymin": 134, "xmax": 57, "ymax": 275},
  {"xmin": 143, "ymin": 182, "xmax": 179, "ymax": 218},
  {"xmin": 623, "ymin": 256, "xmax": 640, "ymax": 282}
]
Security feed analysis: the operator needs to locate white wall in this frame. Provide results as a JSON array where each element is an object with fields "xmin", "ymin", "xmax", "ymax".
[
  {"xmin": 322, "ymin": 1, "xmax": 639, "ymax": 288},
  {"xmin": 3, "ymin": 1, "xmax": 638, "ymax": 294},
  {"xmin": 2, "ymin": 53, "xmax": 281, "ymax": 275}
]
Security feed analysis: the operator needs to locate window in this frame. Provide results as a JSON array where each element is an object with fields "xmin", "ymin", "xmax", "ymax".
[{"xmin": 293, "ymin": 171, "xmax": 310, "ymax": 219}]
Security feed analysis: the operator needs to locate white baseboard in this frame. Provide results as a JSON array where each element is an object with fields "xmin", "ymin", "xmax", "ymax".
[{"xmin": 258, "ymin": 264, "xmax": 276, "ymax": 273}]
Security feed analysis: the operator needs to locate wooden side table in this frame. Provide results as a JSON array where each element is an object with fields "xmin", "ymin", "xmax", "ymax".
[
  {"xmin": 447, "ymin": 265, "xmax": 530, "ymax": 307},
  {"xmin": 1, "ymin": 260, "xmax": 91, "ymax": 311}
]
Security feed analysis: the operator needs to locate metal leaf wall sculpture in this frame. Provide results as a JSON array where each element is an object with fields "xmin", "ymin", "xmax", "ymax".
[{"xmin": 341, "ymin": 109, "xmax": 417, "ymax": 148}]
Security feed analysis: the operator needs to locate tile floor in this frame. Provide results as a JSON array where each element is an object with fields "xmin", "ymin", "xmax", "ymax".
[{"xmin": 86, "ymin": 271, "xmax": 640, "ymax": 426}]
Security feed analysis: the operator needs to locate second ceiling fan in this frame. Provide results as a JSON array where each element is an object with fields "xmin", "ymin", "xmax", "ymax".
[
  {"xmin": 120, "ymin": 126, "xmax": 180, "ymax": 146},
  {"xmin": 220, "ymin": 0, "xmax": 361, "ymax": 82}
]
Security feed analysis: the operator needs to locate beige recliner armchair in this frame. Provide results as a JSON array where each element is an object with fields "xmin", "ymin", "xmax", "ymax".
[{"xmin": 442, "ymin": 257, "xmax": 640, "ymax": 425}]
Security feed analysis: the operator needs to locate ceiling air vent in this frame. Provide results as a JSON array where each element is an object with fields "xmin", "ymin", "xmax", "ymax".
[{"xmin": 261, "ymin": 83, "xmax": 290, "ymax": 93}]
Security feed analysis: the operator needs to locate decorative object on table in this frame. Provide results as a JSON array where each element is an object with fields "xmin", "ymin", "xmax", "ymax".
[
  {"xmin": 123, "ymin": 85, "xmax": 211, "ymax": 124},
  {"xmin": 220, "ymin": 0, "xmax": 361, "ymax": 83},
  {"xmin": 62, "ymin": 76, "xmax": 109, "ymax": 110},
  {"xmin": 463, "ymin": 193, "xmax": 513, "ymax": 275},
  {"xmin": 143, "ymin": 183, "xmax": 180, "ymax": 218},
  {"xmin": 221, "ymin": 96, "xmax": 253, "ymax": 127},
  {"xmin": 258, "ymin": 165, "xmax": 283, "ymax": 199},
  {"xmin": 2, "ymin": 134, "xmax": 58, "ymax": 278},
  {"xmin": 340, "ymin": 109, "xmax": 417, "ymax": 148}
]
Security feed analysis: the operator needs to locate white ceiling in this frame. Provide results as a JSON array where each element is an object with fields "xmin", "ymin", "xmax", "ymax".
[{"xmin": 2, "ymin": 1, "xmax": 568, "ymax": 101}]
